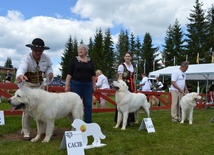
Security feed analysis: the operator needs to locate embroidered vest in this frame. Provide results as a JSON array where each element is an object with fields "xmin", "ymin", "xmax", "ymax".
[
  {"xmin": 24, "ymin": 71, "xmax": 43, "ymax": 84},
  {"xmin": 122, "ymin": 63, "xmax": 134, "ymax": 92}
]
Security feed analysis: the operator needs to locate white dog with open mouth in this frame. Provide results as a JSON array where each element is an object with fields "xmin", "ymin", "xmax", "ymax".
[
  {"xmin": 8, "ymin": 87, "xmax": 83, "ymax": 142},
  {"xmin": 180, "ymin": 92, "xmax": 201, "ymax": 124},
  {"xmin": 112, "ymin": 80, "xmax": 150, "ymax": 130}
]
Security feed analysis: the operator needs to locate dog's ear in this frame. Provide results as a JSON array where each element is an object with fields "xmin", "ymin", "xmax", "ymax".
[
  {"xmin": 117, "ymin": 80, "xmax": 129, "ymax": 92},
  {"xmin": 125, "ymin": 84, "xmax": 128, "ymax": 91},
  {"xmin": 26, "ymin": 95, "xmax": 36, "ymax": 107},
  {"xmin": 191, "ymin": 93, "xmax": 200, "ymax": 100},
  {"xmin": 191, "ymin": 93, "xmax": 196, "ymax": 99},
  {"xmin": 25, "ymin": 93, "xmax": 39, "ymax": 107}
]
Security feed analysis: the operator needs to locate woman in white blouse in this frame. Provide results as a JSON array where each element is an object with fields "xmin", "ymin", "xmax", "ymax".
[{"xmin": 95, "ymin": 70, "xmax": 110, "ymax": 108}]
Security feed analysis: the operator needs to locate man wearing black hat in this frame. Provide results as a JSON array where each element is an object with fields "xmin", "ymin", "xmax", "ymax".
[{"xmin": 16, "ymin": 38, "xmax": 54, "ymax": 140}]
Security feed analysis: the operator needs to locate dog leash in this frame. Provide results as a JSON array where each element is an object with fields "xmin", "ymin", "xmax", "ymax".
[{"xmin": 17, "ymin": 80, "xmax": 26, "ymax": 88}]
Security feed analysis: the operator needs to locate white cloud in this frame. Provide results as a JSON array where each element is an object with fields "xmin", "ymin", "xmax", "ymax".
[
  {"xmin": 0, "ymin": 0, "xmax": 213, "ymax": 77},
  {"xmin": 71, "ymin": 0, "xmax": 211, "ymax": 38}
]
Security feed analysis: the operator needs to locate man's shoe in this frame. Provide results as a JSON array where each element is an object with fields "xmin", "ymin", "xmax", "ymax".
[
  {"xmin": 127, "ymin": 122, "xmax": 132, "ymax": 126},
  {"xmin": 52, "ymin": 132, "xmax": 57, "ymax": 137},
  {"xmin": 172, "ymin": 119, "xmax": 178, "ymax": 123},
  {"xmin": 23, "ymin": 134, "xmax": 31, "ymax": 141},
  {"xmin": 177, "ymin": 118, "xmax": 181, "ymax": 122}
]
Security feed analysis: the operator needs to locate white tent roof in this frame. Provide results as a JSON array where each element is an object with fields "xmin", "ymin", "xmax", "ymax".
[{"xmin": 149, "ymin": 63, "xmax": 214, "ymax": 80}]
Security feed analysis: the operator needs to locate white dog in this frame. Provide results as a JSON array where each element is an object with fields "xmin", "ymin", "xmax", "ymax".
[
  {"xmin": 112, "ymin": 80, "xmax": 150, "ymax": 130},
  {"xmin": 180, "ymin": 92, "xmax": 201, "ymax": 124},
  {"xmin": 72, "ymin": 119, "xmax": 106, "ymax": 146},
  {"xmin": 8, "ymin": 87, "xmax": 83, "ymax": 142}
]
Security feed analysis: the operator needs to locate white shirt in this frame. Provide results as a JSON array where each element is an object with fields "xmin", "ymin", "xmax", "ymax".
[
  {"xmin": 118, "ymin": 63, "xmax": 134, "ymax": 74},
  {"xmin": 141, "ymin": 76, "xmax": 151, "ymax": 91},
  {"xmin": 155, "ymin": 81, "xmax": 164, "ymax": 92},
  {"xmin": 170, "ymin": 68, "xmax": 186, "ymax": 91},
  {"xmin": 16, "ymin": 52, "xmax": 53, "ymax": 78},
  {"xmin": 96, "ymin": 74, "xmax": 110, "ymax": 89}
]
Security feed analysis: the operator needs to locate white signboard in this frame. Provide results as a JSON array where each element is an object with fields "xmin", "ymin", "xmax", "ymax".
[
  {"xmin": 0, "ymin": 111, "xmax": 5, "ymax": 125},
  {"xmin": 139, "ymin": 118, "xmax": 155, "ymax": 133},
  {"xmin": 71, "ymin": 119, "xmax": 106, "ymax": 149},
  {"xmin": 210, "ymin": 116, "xmax": 214, "ymax": 123},
  {"xmin": 60, "ymin": 131, "xmax": 85, "ymax": 155}
]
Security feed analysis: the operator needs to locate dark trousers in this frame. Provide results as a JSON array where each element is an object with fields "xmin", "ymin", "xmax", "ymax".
[
  {"xmin": 71, "ymin": 80, "xmax": 92, "ymax": 123},
  {"xmin": 114, "ymin": 107, "xmax": 135, "ymax": 123}
]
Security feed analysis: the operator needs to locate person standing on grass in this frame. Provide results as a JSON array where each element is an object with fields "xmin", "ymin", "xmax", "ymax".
[
  {"xmin": 65, "ymin": 44, "xmax": 96, "ymax": 123},
  {"xmin": 5, "ymin": 70, "xmax": 13, "ymax": 83},
  {"xmin": 154, "ymin": 77, "xmax": 164, "ymax": 92},
  {"xmin": 114, "ymin": 52, "xmax": 136, "ymax": 126},
  {"xmin": 137, "ymin": 73, "xmax": 152, "ymax": 92},
  {"xmin": 16, "ymin": 38, "xmax": 54, "ymax": 140},
  {"xmin": 170, "ymin": 61, "xmax": 189, "ymax": 122},
  {"xmin": 95, "ymin": 70, "xmax": 110, "ymax": 108}
]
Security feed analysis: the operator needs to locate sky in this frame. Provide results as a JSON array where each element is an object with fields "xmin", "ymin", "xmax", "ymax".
[{"xmin": 0, "ymin": 0, "xmax": 213, "ymax": 76}]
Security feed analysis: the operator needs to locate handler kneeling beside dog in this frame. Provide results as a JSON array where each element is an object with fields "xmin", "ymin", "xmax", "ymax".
[{"xmin": 16, "ymin": 38, "xmax": 54, "ymax": 140}]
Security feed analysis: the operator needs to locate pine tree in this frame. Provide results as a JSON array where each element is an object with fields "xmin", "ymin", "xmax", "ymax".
[
  {"xmin": 185, "ymin": 0, "xmax": 209, "ymax": 64},
  {"xmin": 60, "ymin": 36, "xmax": 76, "ymax": 79},
  {"xmin": 116, "ymin": 29, "xmax": 130, "ymax": 64},
  {"xmin": 173, "ymin": 19, "xmax": 186, "ymax": 63},
  {"xmin": 163, "ymin": 19, "xmax": 185, "ymax": 66},
  {"xmin": 102, "ymin": 28, "xmax": 115, "ymax": 78},
  {"xmin": 90, "ymin": 28, "xmax": 104, "ymax": 71},
  {"xmin": 135, "ymin": 36, "xmax": 143, "ymax": 79},
  {"xmin": 206, "ymin": 4, "xmax": 214, "ymax": 62},
  {"xmin": 141, "ymin": 33, "xmax": 158, "ymax": 74},
  {"xmin": 4, "ymin": 57, "xmax": 13, "ymax": 68},
  {"xmin": 163, "ymin": 24, "xmax": 175, "ymax": 66},
  {"xmin": 130, "ymin": 32, "xmax": 136, "ymax": 59},
  {"xmin": 88, "ymin": 37, "xmax": 94, "ymax": 58}
]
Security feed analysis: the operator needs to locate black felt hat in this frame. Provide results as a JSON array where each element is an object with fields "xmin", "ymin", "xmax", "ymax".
[{"xmin": 26, "ymin": 38, "xmax": 50, "ymax": 50}]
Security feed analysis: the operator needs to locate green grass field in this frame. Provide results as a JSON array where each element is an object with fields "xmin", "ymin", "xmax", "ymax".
[{"xmin": 1, "ymin": 100, "xmax": 214, "ymax": 155}]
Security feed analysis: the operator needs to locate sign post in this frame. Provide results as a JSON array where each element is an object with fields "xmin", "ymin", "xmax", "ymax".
[
  {"xmin": 60, "ymin": 131, "xmax": 85, "ymax": 155},
  {"xmin": 0, "ymin": 111, "xmax": 5, "ymax": 125},
  {"xmin": 139, "ymin": 118, "xmax": 155, "ymax": 133}
]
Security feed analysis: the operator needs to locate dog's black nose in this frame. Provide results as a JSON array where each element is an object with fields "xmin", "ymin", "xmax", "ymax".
[{"xmin": 8, "ymin": 98, "xmax": 11, "ymax": 104}]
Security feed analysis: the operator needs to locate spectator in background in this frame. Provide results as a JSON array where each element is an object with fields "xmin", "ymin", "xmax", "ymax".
[
  {"xmin": 137, "ymin": 73, "xmax": 152, "ymax": 92},
  {"xmin": 5, "ymin": 70, "xmax": 12, "ymax": 83},
  {"xmin": 170, "ymin": 61, "xmax": 189, "ymax": 122},
  {"xmin": 115, "ymin": 52, "xmax": 136, "ymax": 126},
  {"xmin": 95, "ymin": 70, "xmax": 110, "ymax": 108},
  {"xmin": 154, "ymin": 77, "xmax": 164, "ymax": 92},
  {"xmin": 16, "ymin": 38, "xmax": 54, "ymax": 140},
  {"xmin": 208, "ymin": 84, "xmax": 214, "ymax": 104},
  {"xmin": 65, "ymin": 44, "xmax": 96, "ymax": 123}
]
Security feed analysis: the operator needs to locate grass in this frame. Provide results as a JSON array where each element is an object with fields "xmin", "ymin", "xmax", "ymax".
[{"xmin": 1, "ymin": 99, "xmax": 214, "ymax": 155}]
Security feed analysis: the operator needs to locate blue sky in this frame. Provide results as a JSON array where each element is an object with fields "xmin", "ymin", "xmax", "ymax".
[
  {"xmin": 0, "ymin": 0, "xmax": 77, "ymax": 18},
  {"xmin": 0, "ymin": 0, "xmax": 213, "ymax": 76}
]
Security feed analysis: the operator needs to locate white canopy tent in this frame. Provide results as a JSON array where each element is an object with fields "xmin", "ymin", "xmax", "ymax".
[
  {"xmin": 148, "ymin": 63, "xmax": 214, "ymax": 81},
  {"xmin": 148, "ymin": 63, "xmax": 214, "ymax": 106}
]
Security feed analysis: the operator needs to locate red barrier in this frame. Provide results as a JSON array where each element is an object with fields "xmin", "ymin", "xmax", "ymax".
[{"xmin": 0, "ymin": 83, "xmax": 208, "ymax": 115}]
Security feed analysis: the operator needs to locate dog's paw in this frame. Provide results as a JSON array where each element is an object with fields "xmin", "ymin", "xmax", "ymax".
[
  {"xmin": 180, "ymin": 120, "xmax": 184, "ymax": 124},
  {"xmin": 31, "ymin": 134, "xmax": 41, "ymax": 142},
  {"xmin": 42, "ymin": 139, "xmax": 50, "ymax": 143},
  {"xmin": 42, "ymin": 137, "xmax": 50, "ymax": 143},
  {"xmin": 113, "ymin": 124, "xmax": 119, "ymax": 128},
  {"xmin": 189, "ymin": 121, "xmax": 193, "ymax": 125},
  {"xmin": 121, "ymin": 126, "xmax": 126, "ymax": 130},
  {"xmin": 31, "ymin": 138, "xmax": 38, "ymax": 142}
]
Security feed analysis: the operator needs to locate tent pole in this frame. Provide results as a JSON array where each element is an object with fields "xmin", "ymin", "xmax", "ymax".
[
  {"xmin": 197, "ymin": 81, "xmax": 200, "ymax": 93},
  {"xmin": 205, "ymin": 74, "xmax": 209, "ymax": 109}
]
